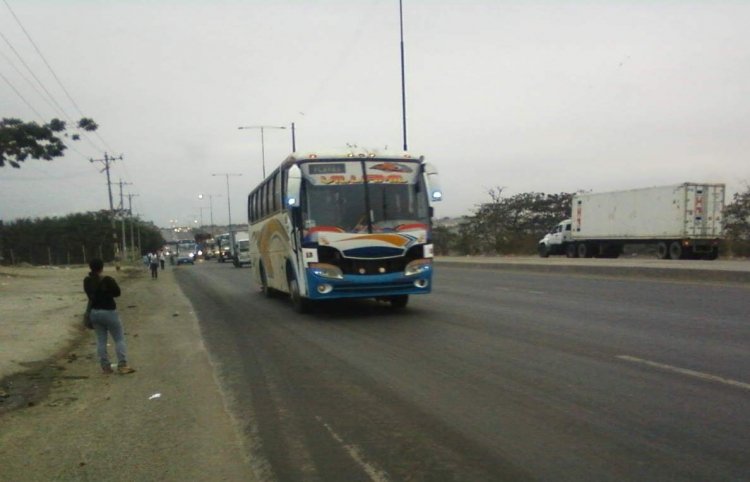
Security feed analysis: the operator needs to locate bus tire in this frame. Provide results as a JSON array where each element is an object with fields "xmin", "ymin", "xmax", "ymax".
[
  {"xmin": 259, "ymin": 263, "xmax": 275, "ymax": 298},
  {"xmin": 390, "ymin": 295, "xmax": 409, "ymax": 309},
  {"xmin": 289, "ymin": 271, "xmax": 310, "ymax": 314}
]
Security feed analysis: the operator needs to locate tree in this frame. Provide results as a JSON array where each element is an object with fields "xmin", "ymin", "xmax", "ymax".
[
  {"xmin": 0, "ymin": 117, "xmax": 98, "ymax": 168},
  {"xmin": 723, "ymin": 184, "xmax": 750, "ymax": 257},
  {"xmin": 459, "ymin": 188, "xmax": 573, "ymax": 255},
  {"xmin": 0, "ymin": 212, "xmax": 164, "ymax": 265}
]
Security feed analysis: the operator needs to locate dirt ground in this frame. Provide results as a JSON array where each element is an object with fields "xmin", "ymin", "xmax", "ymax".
[
  {"xmin": 0, "ymin": 263, "xmax": 257, "ymax": 481},
  {"xmin": 0, "ymin": 265, "xmax": 92, "ymax": 383}
]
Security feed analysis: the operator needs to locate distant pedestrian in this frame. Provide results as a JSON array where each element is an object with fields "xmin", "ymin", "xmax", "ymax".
[
  {"xmin": 159, "ymin": 250, "xmax": 166, "ymax": 270},
  {"xmin": 83, "ymin": 259, "xmax": 135, "ymax": 375},
  {"xmin": 149, "ymin": 252, "xmax": 159, "ymax": 279}
]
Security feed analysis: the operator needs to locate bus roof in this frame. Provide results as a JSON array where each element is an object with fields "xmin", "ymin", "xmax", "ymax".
[{"xmin": 284, "ymin": 148, "xmax": 424, "ymax": 165}]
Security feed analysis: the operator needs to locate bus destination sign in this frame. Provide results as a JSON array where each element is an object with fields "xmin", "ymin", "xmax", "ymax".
[{"xmin": 309, "ymin": 163, "xmax": 346, "ymax": 175}]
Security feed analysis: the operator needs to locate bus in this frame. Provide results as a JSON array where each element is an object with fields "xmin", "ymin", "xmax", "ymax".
[
  {"xmin": 175, "ymin": 240, "xmax": 197, "ymax": 265},
  {"xmin": 247, "ymin": 148, "xmax": 443, "ymax": 312}
]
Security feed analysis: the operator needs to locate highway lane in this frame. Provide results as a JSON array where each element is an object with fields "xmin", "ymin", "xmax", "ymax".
[{"xmin": 175, "ymin": 261, "xmax": 750, "ymax": 481}]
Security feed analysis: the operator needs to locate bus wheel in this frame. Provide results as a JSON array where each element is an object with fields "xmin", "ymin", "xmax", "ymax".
[
  {"xmin": 390, "ymin": 295, "xmax": 409, "ymax": 309},
  {"xmin": 259, "ymin": 264, "xmax": 274, "ymax": 298},
  {"xmin": 289, "ymin": 273, "xmax": 310, "ymax": 314}
]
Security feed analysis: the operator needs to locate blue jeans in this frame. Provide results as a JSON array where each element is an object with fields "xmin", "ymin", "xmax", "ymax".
[{"xmin": 90, "ymin": 309, "xmax": 128, "ymax": 368}]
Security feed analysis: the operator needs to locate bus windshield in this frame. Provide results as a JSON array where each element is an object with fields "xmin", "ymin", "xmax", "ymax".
[{"xmin": 300, "ymin": 160, "xmax": 429, "ymax": 232}]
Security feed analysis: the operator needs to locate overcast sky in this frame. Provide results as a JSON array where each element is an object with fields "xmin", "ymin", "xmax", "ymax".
[{"xmin": 2, "ymin": 0, "xmax": 749, "ymax": 228}]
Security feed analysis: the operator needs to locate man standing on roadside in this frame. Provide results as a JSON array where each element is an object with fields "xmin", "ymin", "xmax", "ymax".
[
  {"xmin": 83, "ymin": 259, "xmax": 136, "ymax": 375},
  {"xmin": 149, "ymin": 252, "xmax": 159, "ymax": 279},
  {"xmin": 159, "ymin": 250, "xmax": 166, "ymax": 270}
]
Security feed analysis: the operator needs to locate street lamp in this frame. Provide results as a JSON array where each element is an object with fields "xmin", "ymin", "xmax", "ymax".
[
  {"xmin": 198, "ymin": 193, "xmax": 221, "ymax": 237},
  {"xmin": 237, "ymin": 125, "xmax": 288, "ymax": 179},
  {"xmin": 210, "ymin": 173, "xmax": 242, "ymax": 236}
]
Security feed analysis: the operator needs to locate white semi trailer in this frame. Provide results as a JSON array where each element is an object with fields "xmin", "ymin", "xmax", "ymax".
[{"xmin": 538, "ymin": 183, "xmax": 725, "ymax": 260}]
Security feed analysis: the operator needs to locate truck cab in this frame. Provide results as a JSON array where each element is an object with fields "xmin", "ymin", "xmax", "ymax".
[{"xmin": 538, "ymin": 219, "xmax": 573, "ymax": 257}]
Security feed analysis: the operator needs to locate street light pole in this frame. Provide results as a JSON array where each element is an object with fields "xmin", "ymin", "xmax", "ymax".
[
  {"xmin": 199, "ymin": 193, "xmax": 221, "ymax": 237},
  {"xmin": 399, "ymin": 0, "xmax": 408, "ymax": 151},
  {"xmin": 210, "ymin": 173, "xmax": 242, "ymax": 234},
  {"xmin": 237, "ymin": 125, "xmax": 287, "ymax": 179}
]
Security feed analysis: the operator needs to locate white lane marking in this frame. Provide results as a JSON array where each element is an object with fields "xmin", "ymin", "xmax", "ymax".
[
  {"xmin": 316, "ymin": 416, "xmax": 390, "ymax": 482},
  {"xmin": 616, "ymin": 355, "xmax": 750, "ymax": 391},
  {"xmin": 496, "ymin": 286, "xmax": 546, "ymax": 295}
]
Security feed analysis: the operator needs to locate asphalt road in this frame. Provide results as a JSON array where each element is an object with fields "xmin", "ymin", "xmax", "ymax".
[{"xmin": 175, "ymin": 261, "xmax": 750, "ymax": 481}]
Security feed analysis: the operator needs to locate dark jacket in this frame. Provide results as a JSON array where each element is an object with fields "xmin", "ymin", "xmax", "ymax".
[{"xmin": 84, "ymin": 273, "xmax": 121, "ymax": 310}]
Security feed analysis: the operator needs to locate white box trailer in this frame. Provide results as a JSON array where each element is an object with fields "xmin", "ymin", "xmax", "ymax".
[{"xmin": 539, "ymin": 183, "xmax": 725, "ymax": 260}]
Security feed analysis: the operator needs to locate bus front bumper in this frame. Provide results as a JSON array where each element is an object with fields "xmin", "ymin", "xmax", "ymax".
[{"xmin": 305, "ymin": 267, "xmax": 432, "ymax": 300}]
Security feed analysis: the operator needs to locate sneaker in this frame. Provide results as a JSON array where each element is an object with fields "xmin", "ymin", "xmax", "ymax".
[
  {"xmin": 102, "ymin": 366, "xmax": 114, "ymax": 375},
  {"xmin": 117, "ymin": 366, "xmax": 136, "ymax": 375}
]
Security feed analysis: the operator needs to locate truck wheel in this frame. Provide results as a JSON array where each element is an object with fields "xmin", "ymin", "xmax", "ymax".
[
  {"xmin": 668, "ymin": 241, "xmax": 683, "ymax": 260},
  {"xmin": 566, "ymin": 244, "xmax": 578, "ymax": 258},
  {"xmin": 656, "ymin": 242, "xmax": 669, "ymax": 260},
  {"xmin": 577, "ymin": 243, "xmax": 590, "ymax": 258},
  {"xmin": 538, "ymin": 244, "xmax": 550, "ymax": 258}
]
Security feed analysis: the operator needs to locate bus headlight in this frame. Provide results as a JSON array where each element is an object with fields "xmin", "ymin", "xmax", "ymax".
[
  {"xmin": 309, "ymin": 263, "xmax": 344, "ymax": 279},
  {"xmin": 405, "ymin": 259, "xmax": 432, "ymax": 276}
]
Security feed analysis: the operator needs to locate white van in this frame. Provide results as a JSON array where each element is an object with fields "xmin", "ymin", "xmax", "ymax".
[{"xmin": 233, "ymin": 234, "xmax": 251, "ymax": 267}]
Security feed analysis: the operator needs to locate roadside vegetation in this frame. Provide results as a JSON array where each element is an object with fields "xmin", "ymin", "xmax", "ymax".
[
  {"xmin": 435, "ymin": 185, "xmax": 750, "ymax": 258},
  {"xmin": 0, "ymin": 212, "xmax": 164, "ymax": 265}
]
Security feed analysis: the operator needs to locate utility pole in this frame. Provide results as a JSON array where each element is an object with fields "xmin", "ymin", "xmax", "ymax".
[
  {"xmin": 90, "ymin": 153, "xmax": 124, "ymax": 265},
  {"xmin": 118, "ymin": 179, "xmax": 133, "ymax": 261},
  {"xmin": 127, "ymin": 193, "xmax": 139, "ymax": 259}
]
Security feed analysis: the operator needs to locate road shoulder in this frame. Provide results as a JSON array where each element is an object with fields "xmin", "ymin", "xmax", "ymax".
[{"xmin": 0, "ymin": 266, "xmax": 256, "ymax": 481}]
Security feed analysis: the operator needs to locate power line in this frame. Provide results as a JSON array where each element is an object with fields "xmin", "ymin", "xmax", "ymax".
[
  {"xmin": 0, "ymin": 70, "xmax": 45, "ymax": 120},
  {"xmin": 0, "ymin": 48, "xmax": 60, "ymax": 118},
  {"xmin": 0, "ymin": 29, "xmax": 69, "ymax": 120},
  {"xmin": 3, "ymin": 0, "xmax": 85, "ymax": 118},
  {"xmin": 2, "ymin": 0, "xmax": 113, "ymax": 154}
]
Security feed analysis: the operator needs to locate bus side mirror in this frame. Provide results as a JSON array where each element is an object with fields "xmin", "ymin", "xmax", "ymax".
[
  {"xmin": 423, "ymin": 163, "xmax": 443, "ymax": 204},
  {"xmin": 286, "ymin": 165, "xmax": 302, "ymax": 208}
]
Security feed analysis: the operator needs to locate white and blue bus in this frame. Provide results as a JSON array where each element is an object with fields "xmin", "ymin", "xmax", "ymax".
[{"xmin": 247, "ymin": 149, "xmax": 442, "ymax": 312}]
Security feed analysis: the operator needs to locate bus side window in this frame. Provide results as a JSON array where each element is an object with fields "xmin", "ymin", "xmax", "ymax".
[
  {"xmin": 261, "ymin": 183, "xmax": 267, "ymax": 218},
  {"xmin": 273, "ymin": 172, "xmax": 281, "ymax": 213},
  {"xmin": 247, "ymin": 194, "xmax": 254, "ymax": 223}
]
